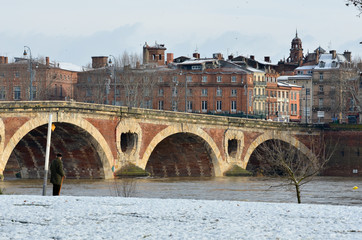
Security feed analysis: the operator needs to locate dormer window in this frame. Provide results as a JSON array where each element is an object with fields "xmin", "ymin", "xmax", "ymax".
[
  {"xmin": 331, "ymin": 61, "xmax": 337, "ymax": 68},
  {"xmin": 319, "ymin": 61, "xmax": 325, "ymax": 68}
]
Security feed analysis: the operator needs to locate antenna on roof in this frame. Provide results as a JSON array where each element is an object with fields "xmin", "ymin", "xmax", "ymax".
[
  {"xmin": 327, "ymin": 41, "xmax": 332, "ymax": 51},
  {"xmin": 194, "ymin": 45, "xmax": 198, "ymax": 53}
]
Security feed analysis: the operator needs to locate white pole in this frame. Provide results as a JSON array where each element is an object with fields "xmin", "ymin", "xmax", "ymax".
[{"xmin": 42, "ymin": 114, "xmax": 53, "ymax": 196}]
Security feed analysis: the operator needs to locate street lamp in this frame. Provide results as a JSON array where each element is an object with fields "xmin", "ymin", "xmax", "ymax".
[
  {"xmin": 108, "ymin": 55, "xmax": 116, "ymax": 105},
  {"xmin": 23, "ymin": 46, "xmax": 34, "ymax": 101}
]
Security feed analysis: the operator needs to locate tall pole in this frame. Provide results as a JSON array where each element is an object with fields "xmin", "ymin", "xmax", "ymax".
[
  {"xmin": 23, "ymin": 46, "xmax": 33, "ymax": 101},
  {"xmin": 109, "ymin": 55, "xmax": 116, "ymax": 105},
  {"xmin": 42, "ymin": 114, "xmax": 53, "ymax": 196},
  {"xmin": 305, "ymin": 86, "xmax": 307, "ymax": 125}
]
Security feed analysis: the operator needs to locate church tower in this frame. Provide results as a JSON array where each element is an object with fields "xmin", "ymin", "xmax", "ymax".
[{"xmin": 288, "ymin": 30, "xmax": 304, "ymax": 64}]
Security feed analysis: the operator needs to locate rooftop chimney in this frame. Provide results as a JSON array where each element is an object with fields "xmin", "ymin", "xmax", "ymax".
[
  {"xmin": 343, "ymin": 51, "xmax": 351, "ymax": 62},
  {"xmin": 264, "ymin": 56, "xmax": 270, "ymax": 63},
  {"xmin": 46, "ymin": 57, "xmax": 50, "ymax": 66},
  {"xmin": 329, "ymin": 50, "xmax": 336, "ymax": 59},
  {"xmin": 193, "ymin": 52, "xmax": 200, "ymax": 59},
  {"xmin": 167, "ymin": 53, "xmax": 174, "ymax": 64},
  {"xmin": 91, "ymin": 56, "xmax": 108, "ymax": 69},
  {"xmin": 213, "ymin": 53, "xmax": 223, "ymax": 60},
  {"xmin": 0, "ymin": 56, "xmax": 4, "ymax": 64},
  {"xmin": 5, "ymin": 57, "xmax": 8, "ymax": 64},
  {"xmin": 250, "ymin": 55, "xmax": 255, "ymax": 60}
]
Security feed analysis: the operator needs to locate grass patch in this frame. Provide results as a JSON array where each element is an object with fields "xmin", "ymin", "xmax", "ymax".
[
  {"xmin": 224, "ymin": 165, "xmax": 252, "ymax": 177},
  {"xmin": 115, "ymin": 163, "xmax": 150, "ymax": 177}
]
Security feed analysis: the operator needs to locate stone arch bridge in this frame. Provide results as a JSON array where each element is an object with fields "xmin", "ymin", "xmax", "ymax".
[{"xmin": 0, "ymin": 101, "xmax": 356, "ymax": 179}]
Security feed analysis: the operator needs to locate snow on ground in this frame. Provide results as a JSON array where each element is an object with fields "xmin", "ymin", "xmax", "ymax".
[{"xmin": 0, "ymin": 195, "xmax": 361, "ymax": 240}]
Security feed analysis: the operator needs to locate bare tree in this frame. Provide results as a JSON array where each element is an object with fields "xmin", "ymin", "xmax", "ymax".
[
  {"xmin": 345, "ymin": 0, "xmax": 362, "ymax": 15},
  {"xmin": 250, "ymin": 133, "xmax": 336, "ymax": 204}
]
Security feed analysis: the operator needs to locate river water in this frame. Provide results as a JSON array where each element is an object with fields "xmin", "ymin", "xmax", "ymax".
[{"xmin": 1, "ymin": 177, "xmax": 361, "ymax": 206}]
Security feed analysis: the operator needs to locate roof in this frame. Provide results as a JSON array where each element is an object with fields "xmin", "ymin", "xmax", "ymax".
[
  {"xmin": 277, "ymin": 81, "xmax": 302, "ymax": 88},
  {"xmin": 178, "ymin": 59, "xmax": 217, "ymax": 65},
  {"xmin": 295, "ymin": 65, "xmax": 316, "ymax": 70},
  {"xmin": 314, "ymin": 53, "xmax": 347, "ymax": 70},
  {"xmin": 246, "ymin": 66, "xmax": 264, "ymax": 73},
  {"xmin": 58, "ymin": 62, "xmax": 83, "ymax": 72}
]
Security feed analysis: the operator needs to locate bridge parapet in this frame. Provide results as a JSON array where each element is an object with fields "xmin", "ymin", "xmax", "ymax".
[{"xmin": 0, "ymin": 101, "xmax": 318, "ymax": 132}]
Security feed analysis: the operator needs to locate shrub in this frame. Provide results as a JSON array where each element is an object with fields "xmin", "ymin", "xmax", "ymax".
[{"xmin": 224, "ymin": 165, "xmax": 252, "ymax": 176}]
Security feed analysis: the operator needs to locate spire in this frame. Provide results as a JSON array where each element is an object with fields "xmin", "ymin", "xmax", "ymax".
[{"xmin": 296, "ymin": 29, "xmax": 298, "ymax": 38}]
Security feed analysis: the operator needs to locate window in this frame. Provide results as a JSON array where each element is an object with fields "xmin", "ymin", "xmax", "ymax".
[
  {"xmin": 186, "ymin": 76, "xmax": 192, "ymax": 82},
  {"xmin": 144, "ymin": 88, "xmax": 150, "ymax": 97},
  {"xmin": 13, "ymin": 86, "xmax": 21, "ymax": 100},
  {"xmin": 202, "ymin": 101, "xmax": 208, "ymax": 112},
  {"xmin": 231, "ymin": 101, "xmax": 236, "ymax": 112},
  {"xmin": 216, "ymin": 88, "xmax": 222, "ymax": 96},
  {"xmin": 319, "ymin": 85, "xmax": 324, "ymax": 92},
  {"xmin": 217, "ymin": 101, "xmax": 222, "ymax": 112},
  {"xmin": 191, "ymin": 65, "xmax": 201, "ymax": 70},
  {"xmin": 187, "ymin": 101, "xmax": 192, "ymax": 111},
  {"xmin": 231, "ymin": 89, "xmax": 237, "ymax": 96},
  {"xmin": 319, "ymin": 73, "xmax": 324, "ymax": 80},
  {"xmin": 202, "ymin": 76, "xmax": 208, "ymax": 82},
  {"xmin": 86, "ymin": 89, "xmax": 92, "ymax": 97},
  {"xmin": 172, "ymin": 76, "xmax": 178, "ymax": 82},
  {"xmin": 231, "ymin": 76, "xmax": 236, "ymax": 82},
  {"xmin": 0, "ymin": 86, "xmax": 5, "ymax": 100},
  {"xmin": 32, "ymin": 86, "xmax": 37, "ymax": 99},
  {"xmin": 158, "ymin": 88, "xmax": 164, "ymax": 96},
  {"xmin": 145, "ymin": 100, "xmax": 152, "ymax": 109},
  {"xmin": 319, "ymin": 98, "xmax": 324, "ymax": 107},
  {"xmin": 306, "ymin": 88, "xmax": 310, "ymax": 95},
  {"xmin": 158, "ymin": 77, "xmax": 163, "ymax": 82},
  {"xmin": 217, "ymin": 76, "xmax": 222, "ymax": 82},
  {"xmin": 201, "ymin": 89, "xmax": 208, "ymax": 96},
  {"xmin": 286, "ymin": 92, "xmax": 288, "ymax": 98},
  {"xmin": 15, "ymin": 71, "xmax": 20, "ymax": 78},
  {"xmin": 54, "ymin": 84, "xmax": 57, "ymax": 96},
  {"xmin": 59, "ymin": 85, "xmax": 62, "ymax": 97},
  {"xmin": 187, "ymin": 88, "xmax": 192, "ymax": 96}
]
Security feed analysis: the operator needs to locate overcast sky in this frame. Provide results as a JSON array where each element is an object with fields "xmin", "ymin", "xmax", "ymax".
[{"xmin": 1, "ymin": 0, "xmax": 361, "ymax": 66}]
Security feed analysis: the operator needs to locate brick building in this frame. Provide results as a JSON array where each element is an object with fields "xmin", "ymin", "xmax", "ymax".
[{"xmin": 0, "ymin": 56, "xmax": 78, "ymax": 102}]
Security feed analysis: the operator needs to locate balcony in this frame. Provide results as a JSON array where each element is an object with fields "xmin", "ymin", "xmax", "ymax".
[{"xmin": 253, "ymin": 81, "xmax": 267, "ymax": 86}]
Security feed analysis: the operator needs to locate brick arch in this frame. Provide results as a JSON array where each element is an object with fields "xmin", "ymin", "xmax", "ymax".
[
  {"xmin": 140, "ymin": 124, "xmax": 224, "ymax": 176},
  {"xmin": 1, "ymin": 113, "xmax": 114, "ymax": 179},
  {"xmin": 242, "ymin": 131, "xmax": 315, "ymax": 168},
  {"xmin": 0, "ymin": 118, "xmax": 5, "ymax": 172}
]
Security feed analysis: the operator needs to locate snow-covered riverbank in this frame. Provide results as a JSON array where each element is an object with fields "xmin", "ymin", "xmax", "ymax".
[{"xmin": 0, "ymin": 195, "xmax": 361, "ymax": 240}]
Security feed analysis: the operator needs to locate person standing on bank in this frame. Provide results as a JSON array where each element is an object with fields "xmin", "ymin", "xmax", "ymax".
[{"xmin": 50, "ymin": 153, "xmax": 65, "ymax": 196}]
